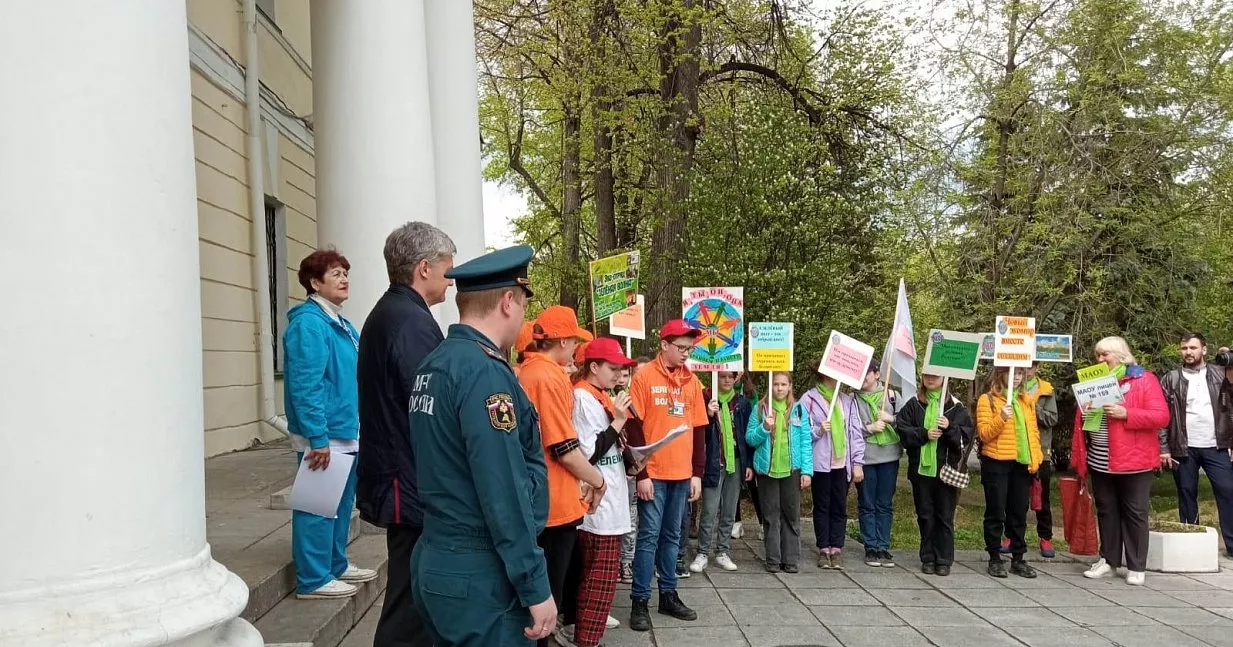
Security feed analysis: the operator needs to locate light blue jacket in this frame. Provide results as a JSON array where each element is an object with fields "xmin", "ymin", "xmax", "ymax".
[
  {"xmin": 283, "ymin": 298, "xmax": 360, "ymax": 449},
  {"xmin": 746, "ymin": 401, "xmax": 813, "ymax": 476}
]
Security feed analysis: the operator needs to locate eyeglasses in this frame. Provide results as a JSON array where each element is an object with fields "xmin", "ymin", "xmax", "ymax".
[{"xmin": 669, "ymin": 342, "xmax": 694, "ymax": 354}]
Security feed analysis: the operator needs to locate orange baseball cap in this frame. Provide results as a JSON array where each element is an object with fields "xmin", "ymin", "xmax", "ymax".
[
  {"xmin": 532, "ymin": 305, "xmax": 589, "ymax": 341},
  {"xmin": 515, "ymin": 321, "xmax": 535, "ymax": 354},
  {"xmin": 573, "ymin": 341, "xmax": 591, "ymax": 367}
]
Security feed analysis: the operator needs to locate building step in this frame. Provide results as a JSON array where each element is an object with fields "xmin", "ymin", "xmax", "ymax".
[{"xmin": 254, "ymin": 533, "xmax": 389, "ymax": 647}]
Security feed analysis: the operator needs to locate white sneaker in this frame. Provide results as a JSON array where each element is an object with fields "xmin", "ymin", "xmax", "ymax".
[
  {"xmin": 296, "ymin": 579, "xmax": 358, "ymax": 599},
  {"xmin": 689, "ymin": 554, "xmax": 709, "ymax": 573},
  {"xmin": 731, "ymin": 523, "xmax": 744, "ymax": 539},
  {"xmin": 339, "ymin": 565, "xmax": 378, "ymax": 583},
  {"xmin": 715, "ymin": 553, "xmax": 738, "ymax": 571},
  {"xmin": 553, "ymin": 624, "xmax": 576, "ymax": 647},
  {"xmin": 1084, "ymin": 558, "xmax": 1114, "ymax": 579},
  {"xmin": 606, "ymin": 614, "xmax": 620, "ymax": 629},
  {"xmin": 1126, "ymin": 571, "xmax": 1146, "ymax": 586}
]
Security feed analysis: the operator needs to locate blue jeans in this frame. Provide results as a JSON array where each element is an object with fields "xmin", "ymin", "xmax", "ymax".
[
  {"xmin": 856, "ymin": 461, "xmax": 899, "ymax": 552},
  {"xmin": 1173, "ymin": 446, "xmax": 1233, "ymax": 554},
  {"xmin": 632, "ymin": 479, "xmax": 688, "ymax": 601},
  {"xmin": 292, "ymin": 451, "xmax": 358, "ymax": 593}
]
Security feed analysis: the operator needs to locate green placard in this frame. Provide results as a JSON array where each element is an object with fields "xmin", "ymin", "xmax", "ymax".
[
  {"xmin": 923, "ymin": 329, "xmax": 984, "ymax": 380},
  {"xmin": 589, "ymin": 251, "xmax": 640, "ymax": 320},
  {"xmin": 1076, "ymin": 363, "xmax": 1112, "ymax": 382},
  {"xmin": 932, "ymin": 338, "xmax": 980, "ymax": 370}
]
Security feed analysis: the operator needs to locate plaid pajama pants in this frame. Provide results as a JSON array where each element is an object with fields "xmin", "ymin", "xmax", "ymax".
[{"xmin": 574, "ymin": 531, "xmax": 622, "ymax": 647}]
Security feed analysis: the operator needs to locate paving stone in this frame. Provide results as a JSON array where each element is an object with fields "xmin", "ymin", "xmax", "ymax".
[
  {"xmin": 827, "ymin": 625, "xmax": 932, "ymax": 647},
  {"xmin": 791, "ymin": 588, "xmax": 879, "ymax": 607},
  {"xmin": 667, "ymin": 588, "xmax": 727, "ymax": 607},
  {"xmin": 718, "ymin": 587, "xmax": 798, "ymax": 607},
  {"xmin": 1091, "ymin": 587, "xmax": 1191, "ymax": 607},
  {"xmin": 1179, "ymin": 625, "xmax": 1233, "ymax": 647},
  {"xmin": 1129, "ymin": 606, "xmax": 1233, "ymax": 627},
  {"xmin": 1166, "ymin": 590, "xmax": 1233, "ymax": 608},
  {"xmin": 1210, "ymin": 608, "xmax": 1233, "ymax": 620},
  {"xmin": 1091, "ymin": 624, "xmax": 1203, "ymax": 647},
  {"xmin": 777, "ymin": 573, "xmax": 863, "ymax": 589},
  {"xmin": 594, "ymin": 630, "xmax": 655, "ymax": 647},
  {"xmin": 650, "ymin": 603, "xmax": 737, "ymax": 628},
  {"xmin": 999, "ymin": 572, "xmax": 1076, "ymax": 589},
  {"xmin": 810, "ymin": 605, "xmax": 904, "ymax": 627},
  {"xmin": 1054, "ymin": 574, "xmax": 1128, "ymax": 590},
  {"xmin": 923, "ymin": 573, "xmax": 1008, "ymax": 589},
  {"xmin": 708, "ymin": 573, "xmax": 790, "ymax": 589},
  {"xmin": 651, "ymin": 626, "xmax": 750, "ymax": 646},
  {"xmin": 970, "ymin": 606, "xmax": 1076, "ymax": 627},
  {"xmin": 1010, "ymin": 626, "xmax": 1117, "ymax": 647},
  {"xmin": 1018, "ymin": 587, "xmax": 1115, "ymax": 607},
  {"xmin": 942, "ymin": 586, "xmax": 1039, "ymax": 608},
  {"xmin": 740, "ymin": 625, "xmax": 841, "ymax": 647},
  {"xmin": 1143, "ymin": 573, "xmax": 1222, "ymax": 591},
  {"xmin": 845, "ymin": 572, "xmax": 933, "ymax": 589},
  {"xmin": 1186, "ymin": 573, "xmax": 1233, "ymax": 591},
  {"xmin": 916, "ymin": 626, "xmax": 1023, "ymax": 647},
  {"xmin": 1050, "ymin": 605, "xmax": 1162, "ymax": 628},
  {"xmin": 890, "ymin": 606, "xmax": 990, "ymax": 628},
  {"xmin": 868, "ymin": 588, "xmax": 958, "ymax": 608},
  {"xmin": 729, "ymin": 603, "xmax": 821, "ymax": 627}
]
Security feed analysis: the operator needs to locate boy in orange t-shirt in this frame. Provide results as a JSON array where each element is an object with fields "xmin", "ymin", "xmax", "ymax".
[
  {"xmin": 518, "ymin": 306, "xmax": 605, "ymax": 647},
  {"xmin": 624, "ymin": 319, "xmax": 713, "ymax": 632}
]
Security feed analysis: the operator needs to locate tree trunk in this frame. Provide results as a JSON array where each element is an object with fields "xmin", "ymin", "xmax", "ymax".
[
  {"xmin": 560, "ymin": 102, "xmax": 583, "ymax": 310},
  {"xmin": 646, "ymin": 0, "xmax": 702, "ymax": 330},
  {"xmin": 592, "ymin": 0, "xmax": 618, "ymax": 254}
]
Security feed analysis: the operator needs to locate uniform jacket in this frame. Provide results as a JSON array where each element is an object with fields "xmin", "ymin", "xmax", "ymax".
[
  {"xmin": 1159, "ymin": 365, "xmax": 1232, "ymax": 455},
  {"xmin": 896, "ymin": 395, "xmax": 974, "ymax": 479},
  {"xmin": 408, "ymin": 324, "xmax": 550, "ymax": 607},
  {"xmin": 976, "ymin": 389, "xmax": 1044, "ymax": 473},
  {"xmin": 1072, "ymin": 365, "xmax": 1170, "ymax": 479},
  {"xmin": 795, "ymin": 388, "xmax": 866, "ymax": 480},
  {"xmin": 746, "ymin": 400, "xmax": 813, "ymax": 477},
  {"xmin": 702, "ymin": 388, "xmax": 753, "ymax": 487},
  {"xmin": 357, "ymin": 284, "xmax": 444, "ymax": 528},
  {"xmin": 283, "ymin": 298, "xmax": 360, "ymax": 450}
]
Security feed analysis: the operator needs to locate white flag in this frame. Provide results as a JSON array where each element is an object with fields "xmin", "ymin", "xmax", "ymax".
[{"xmin": 880, "ymin": 278, "xmax": 917, "ymax": 403}]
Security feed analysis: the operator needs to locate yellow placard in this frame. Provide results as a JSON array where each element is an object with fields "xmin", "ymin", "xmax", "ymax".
[{"xmin": 750, "ymin": 349, "xmax": 792, "ymax": 372}]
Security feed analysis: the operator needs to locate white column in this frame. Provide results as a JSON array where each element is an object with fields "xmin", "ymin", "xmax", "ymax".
[
  {"xmin": 0, "ymin": 2, "xmax": 261, "ymax": 646},
  {"xmin": 424, "ymin": 0, "xmax": 490, "ymax": 327},
  {"xmin": 311, "ymin": 0, "xmax": 439, "ymax": 328}
]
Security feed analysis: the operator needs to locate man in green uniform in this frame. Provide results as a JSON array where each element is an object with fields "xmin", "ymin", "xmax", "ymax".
[{"xmin": 408, "ymin": 245, "xmax": 556, "ymax": 646}]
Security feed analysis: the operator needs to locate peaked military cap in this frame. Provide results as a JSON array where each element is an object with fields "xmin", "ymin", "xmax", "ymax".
[{"xmin": 446, "ymin": 244, "xmax": 534, "ymax": 297}]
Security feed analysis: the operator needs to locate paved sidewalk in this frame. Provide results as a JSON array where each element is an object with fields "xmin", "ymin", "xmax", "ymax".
[{"xmin": 592, "ymin": 534, "xmax": 1233, "ymax": 647}]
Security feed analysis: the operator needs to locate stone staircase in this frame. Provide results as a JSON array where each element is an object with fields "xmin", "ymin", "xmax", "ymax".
[{"xmin": 206, "ymin": 443, "xmax": 388, "ymax": 647}]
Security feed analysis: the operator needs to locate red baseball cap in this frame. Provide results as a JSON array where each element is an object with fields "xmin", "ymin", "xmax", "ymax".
[
  {"xmin": 659, "ymin": 319, "xmax": 701, "ymax": 341},
  {"xmin": 583, "ymin": 337, "xmax": 637, "ymax": 367},
  {"xmin": 532, "ymin": 305, "xmax": 589, "ymax": 341}
]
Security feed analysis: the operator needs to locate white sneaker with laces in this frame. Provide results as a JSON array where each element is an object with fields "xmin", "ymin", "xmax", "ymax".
[
  {"xmin": 606, "ymin": 614, "xmax": 620, "ymax": 629},
  {"xmin": 296, "ymin": 579, "xmax": 358, "ymax": 600},
  {"xmin": 715, "ymin": 553, "xmax": 738, "ymax": 571},
  {"xmin": 1126, "ymin": 571, "xmax": 1146, "ymax": 586},
  {"xmin": 689, "ymin": 554, "xmax": 709, "ymax": 573},
  {"xmin": 339, "ymin": 565, "xmax": 378, "ymax": 583},
  {"xmin": 1084, "ymin": 558, "xmax": 1114, "ymax": 579},
  {"xmin": 731, "ymin": 522, "xmax": 744, "ymax": 539}
]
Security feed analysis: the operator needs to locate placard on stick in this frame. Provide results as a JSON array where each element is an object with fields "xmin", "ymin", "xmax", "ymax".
[
  {"xmin": 609, "ymin": 294, "xmax": 645, "ymax": 340},
  {"xmin": 589, "ymin": 251, "xmax": 640, "ymax": 320},
  {"xmin": 993, "ymin": 316, "xmax": 1036, "ymax": 368},
  {"xmin": 922, "ymin": 330, "xmax": 983, "ymax": 380},
  {"xmin": 1034, "ymin": 334, "xmax": 1073, "ymax": 363},
  {"xmin": 681, "ymin": 287, "xmax": 745, "ymax": 372},
  {"xmin": 819, "ymin": 330, "xmax": 875, "ymax": 389},
  {"xmin": 748, "ymin": 322, "xmax": 794, "ymax": 372}
]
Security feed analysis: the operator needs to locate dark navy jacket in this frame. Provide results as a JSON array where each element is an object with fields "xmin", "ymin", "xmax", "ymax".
[
  {"xmin": 702, "ymin": 389, "xmax": 753, "ymax": 487},
  {"xmin": 357, "ymin": 284, "xmax": 444, "ymax": 528}
]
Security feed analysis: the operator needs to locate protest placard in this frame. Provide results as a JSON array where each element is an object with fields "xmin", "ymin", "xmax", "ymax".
[
  {"xmin": 589, "ymin": 251, "xmax": 640, "ymax": 320},
  {"xmin": 1035, "ymin": 334, "xmax": 1073, "ymax": 363},
  {"xmin": 979, "ymin": 333, "xmax": 996, "ymax": 360},
  {"xmin": 1072, "ymin": 375, "xmax": 1125, "ymax": 410},
  {"xmin": 682, "ymin": 287, "xmax": 745, "ymax": 372},
  {"xmin": 748, "ymin": 322, "xmax": 794, "ymax": 372},
  {"xmin": 609, "ymin": 294, "xmax": 645, "ymax": 340},
  {"xmin": 922, "ymin": 330, "xmax": 983, "ymax": 380},
  {"xmin": 994, "ymin": 316, "xmax": 1036, "ymax": 368},
  {"xmin": 1076, "ymin": 363, "xmax": 1112, "ymax": 382},
  {"xmin": 819, "ymin": 330, "xmax": 876, "ymax": 389}
]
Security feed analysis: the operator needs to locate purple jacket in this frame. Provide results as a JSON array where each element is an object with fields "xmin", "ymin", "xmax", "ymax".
[{"xmin": 794, "ymin": 387, "xmax": 866, "ymax": 480}]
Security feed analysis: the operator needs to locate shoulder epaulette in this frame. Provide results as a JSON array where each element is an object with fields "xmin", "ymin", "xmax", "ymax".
[{"xmin": 477, "ymin": 342, "xmax": 511, "ymax": 366}]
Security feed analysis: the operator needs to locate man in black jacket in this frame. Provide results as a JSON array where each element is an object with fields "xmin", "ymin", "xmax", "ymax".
[
  {"xmin": 1160, "ymin": 333, "xmax": 1233, "ymax": 557},
  {"xmin": 358, "ymin": 221, "xmax": 456, "ymax": 647}
]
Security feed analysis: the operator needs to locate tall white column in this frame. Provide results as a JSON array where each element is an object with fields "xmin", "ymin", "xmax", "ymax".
[
  {"xmin": 0, "ymin": 2, "xmax": 261, "ymax": 646},
  {"xmin": 424, "ymin": 0, "xmax": 490, "ymax": 327},
  {"xmin": 311, "ymin": 0, "xmax": 439, "ymax": 328}
]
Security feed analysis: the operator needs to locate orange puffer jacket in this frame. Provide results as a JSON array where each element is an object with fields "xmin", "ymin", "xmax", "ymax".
[{"xmin": 976, "ymin": 390, "xmax": 1044, "ymax": 474}]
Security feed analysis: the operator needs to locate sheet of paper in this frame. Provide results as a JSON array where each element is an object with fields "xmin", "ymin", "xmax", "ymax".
[
  {"xmin": 1071, "ymin": 375, "xmax": 1125, "ymax": 410},
  {"xmin": 288, "ymin": 451, "xmax": 355, "ymax": 519},
  {"xmin": 628, "ymin": 424, "xmax": 691, "ymax": 464}
]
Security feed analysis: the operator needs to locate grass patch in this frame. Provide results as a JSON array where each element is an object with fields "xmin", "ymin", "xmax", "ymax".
[{"xmin": 1149, "ymin": 520, "xmax": 1209, "ymax": 533}]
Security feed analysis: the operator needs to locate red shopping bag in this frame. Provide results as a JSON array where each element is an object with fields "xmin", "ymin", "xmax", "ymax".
[
  {"xmin": 1059, "ymin": 476, "xmax": 1099, "ymax": 556},
  {"xmin": 1030, "ymin": 478, "xmax": 1043, "ymax": 512}
]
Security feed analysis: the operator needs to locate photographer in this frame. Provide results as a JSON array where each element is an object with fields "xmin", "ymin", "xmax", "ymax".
[{"xmin": 1160, "ymin": 333, "xmax": 1233, "ymax": 557}]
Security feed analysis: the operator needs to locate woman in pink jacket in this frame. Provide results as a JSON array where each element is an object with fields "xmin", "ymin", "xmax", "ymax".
[{"xmin": 1072, "ymin": 336, "xmax": 1170, "ymax": 586}]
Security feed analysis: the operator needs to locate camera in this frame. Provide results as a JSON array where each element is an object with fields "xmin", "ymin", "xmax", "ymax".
[{"xmin": 1214, "ymin": 349, "xmax": 1233, "ymax": 366}]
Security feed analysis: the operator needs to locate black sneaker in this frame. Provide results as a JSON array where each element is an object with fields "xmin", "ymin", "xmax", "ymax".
[
  {"xmin": 865, "ymin": 550, "xmax": 882, "ymax": 567},
  {"xmin": 935, "ymin": 564, "xmax": 951, "ymax": 577},
  {"xmin": 782, "ymin": 563, "xmax": 799, "ymax": 573},
  {"xmin": 987, "ymin": 559, "xmax": 1009, "ymax": 579},
  {"xmin": 1011, "ymin": 560, "xmax": 1038, "ymax": 579},
  {"xmin": 921, "ymin": 562, "xmax": 936, "ymax": 575},
  {"xmin": 878, "ymin": 550, "xmax": 896, "ymax": 568},
  {"xmin": 766, "ymin": 561, "xmax": 780, "ymax": 573},
  {"xmin": 658, "ymin": 591, "xmax": 697, "ymax": 621},
  {"xmin": 630, "ymin": 599, "xmax": 652, "ymax": 632},
  {"xmin": 675, "ymin": 558, "xmax": 690, "ymax": 579}
]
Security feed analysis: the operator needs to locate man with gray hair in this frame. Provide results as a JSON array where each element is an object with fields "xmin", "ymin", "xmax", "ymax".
[{"xmin": 358, "ymin": 221, "xmax": 456, "ymax": 647}]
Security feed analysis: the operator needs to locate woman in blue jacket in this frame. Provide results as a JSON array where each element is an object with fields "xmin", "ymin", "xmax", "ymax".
[
  {"xmin": 284, "ymin": 249, "xmax": 376, "ymax": 599},
  {"xmin": 746, "ymin": 372, "xmax": 813, "ymax": 572}
]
